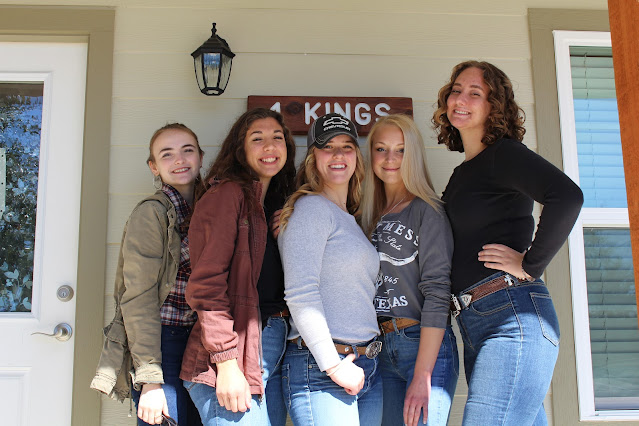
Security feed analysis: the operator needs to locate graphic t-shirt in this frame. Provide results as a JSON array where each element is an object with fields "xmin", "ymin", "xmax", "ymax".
[{"xmin": 372, "ymin": 197, "xmax": 453, "ymax": 329}]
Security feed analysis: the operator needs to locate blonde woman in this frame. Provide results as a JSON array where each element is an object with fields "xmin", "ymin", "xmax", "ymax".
[
  {"xmin": 278, "ymin": 113, "xmax": 382, "ymax": 425},
  {"xmin": 361, "ymin": 115, "xmax": 458, "ymax": 426}
]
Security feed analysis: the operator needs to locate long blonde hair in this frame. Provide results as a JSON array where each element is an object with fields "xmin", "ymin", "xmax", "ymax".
[
  {"xmin": 360, "ymin": 114, "xmax": 442, "ymax": 237},
  {"xmin": 279, "ymin": 145, "xmax": 365, "ymax": 231}
]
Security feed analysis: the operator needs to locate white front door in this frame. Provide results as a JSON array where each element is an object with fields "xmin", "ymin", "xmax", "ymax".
[{"xmin": 0, "ymin": 41, "xmax": 87, "ymax": 426}]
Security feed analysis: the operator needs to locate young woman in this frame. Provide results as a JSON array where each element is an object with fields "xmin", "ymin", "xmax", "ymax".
[
  {"xmin": 360, "ymin": 114, "xmax": 458, "ymax": 426},
  {"xmin": 91, "ymin": 123, "xmax": 204, "ymax": 426},
  {"xmin": 179, "ymin": 108, "xmax": 296, "ymax": 425},
  {"xmin": 433, "ymin": 61, "xmax": 584, "ymax": 425},
  {"xmin": 278, "ymin": 113, "xmax": 382, "ymax": 426}
]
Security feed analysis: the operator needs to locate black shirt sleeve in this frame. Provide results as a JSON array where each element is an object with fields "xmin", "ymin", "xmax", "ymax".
[{"xmin": 492, "ymin": 141, "xmax": 584, "ymax": 278}]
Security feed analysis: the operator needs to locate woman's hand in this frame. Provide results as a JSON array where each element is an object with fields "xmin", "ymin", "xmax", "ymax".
[
  {"xmin": 215, "ymin": 358, "xmax": 252, "ymax": 413},
  {"xmin": 478, "ymin": 244, "xmax": 531, "ymax": 280},
  {"xmin": 325, "ymin": 353, "xmax": 365, "ymax": 395},
  {"xmin": 137, "ymin": 383, "xmax": 169, "ymax": 425},
  {"xmin": 404, "ymin": 373, "xmax": 431, "ymax": 426},
  {"xmin": 270, "ymin": 209, "xmax": 282, "ymax": 239}
]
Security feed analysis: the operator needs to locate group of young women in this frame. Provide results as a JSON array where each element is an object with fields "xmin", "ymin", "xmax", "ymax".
[{"xmin": 92, "ymin": 60, "xmax": 583, "ymax": 426}]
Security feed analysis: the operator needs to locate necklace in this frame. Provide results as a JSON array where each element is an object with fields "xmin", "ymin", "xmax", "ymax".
[
  {"xmin": 321, "ymin": 191, "xmax": 348, "ymax": 212},
  {"xmin": 381, "ymin": 195, "xmax": 407, "ymax": 217}
]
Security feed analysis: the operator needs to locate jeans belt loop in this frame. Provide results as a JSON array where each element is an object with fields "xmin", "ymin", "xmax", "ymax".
[
  {"xmin": 294, "ymin": 336, "xmax": 303, "ymax": 349},
  {"xmin": 392, "ymin": 318, "xmax": 400, "ymax": 334}
]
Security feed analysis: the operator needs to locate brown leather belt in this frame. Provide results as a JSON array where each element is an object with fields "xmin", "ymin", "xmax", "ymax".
[
  {"xmin": 271, "ymin": 308, "xmax": 290, "ymax": 318},
  {"xmin": 378, "ymin": 318, "xmax": 420, "ymax": 334},
  {"xmin": 451, "ymin": 274, "xmax": 523, "ymax": 317},
  {"xmin": 289, "ymin": 338, "xmax": 382, "ymax": 359}
]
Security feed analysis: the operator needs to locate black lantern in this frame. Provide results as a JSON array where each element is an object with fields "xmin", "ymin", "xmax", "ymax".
[{"xmin": 191, "ymin": 23, "xmax": 235, "ymax": 96}]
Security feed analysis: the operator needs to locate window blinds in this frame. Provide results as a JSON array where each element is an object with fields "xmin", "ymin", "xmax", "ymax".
[
  {"xmin": 585, "ymin": 228, "xmax": 638, "ymax": 408},
  {"xmin": 570, "ymin": 46, "xmax": 627, "ymax": 208}
]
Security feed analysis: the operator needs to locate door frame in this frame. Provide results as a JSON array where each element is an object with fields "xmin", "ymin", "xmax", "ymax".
[{"xmin": 0, "ymin": 6, "xmax": 114, "ymax": 425}]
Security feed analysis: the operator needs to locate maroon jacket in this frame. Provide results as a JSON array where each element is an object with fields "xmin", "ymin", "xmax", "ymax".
[{"xmin": 180, "ymin": 180, "xmax": 266, "ymax": 395}]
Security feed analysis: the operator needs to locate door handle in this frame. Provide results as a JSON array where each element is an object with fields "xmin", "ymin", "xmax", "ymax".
[{"xmin": 31, "ymin": 323, "xmax": 73, "ymax": 342}]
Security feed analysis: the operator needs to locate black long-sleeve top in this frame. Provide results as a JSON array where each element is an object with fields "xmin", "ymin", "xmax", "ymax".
[
  {"xmin": 257, "ymin": 196, "xmax": 287, "ymax": 323},
  {"xmin": 442, "ymin": 138, "xmax": 584, "ymax": 294}
]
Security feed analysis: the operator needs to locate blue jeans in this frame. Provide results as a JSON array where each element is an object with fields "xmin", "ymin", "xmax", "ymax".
[
  {"xmin": 282, "ymin": 339, "xmax": 383, "ymax": 426},
  {"xmin": 184, "ymin": 316, "xmax": 288, "ymax": 425},
  {"xmin": 379, "ymin": 323, "xmax": 458, "ymax": 426},
  {"xmin": 132, "ymin": 325, "xmax": 202, "ymax": 426},
  {"xmin": 455, "ymin": 272, "xmax": 560, "ymax": 426}
]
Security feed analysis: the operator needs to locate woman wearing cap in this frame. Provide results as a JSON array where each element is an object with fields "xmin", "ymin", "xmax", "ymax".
[
  {"xmin": 179, "ymin": 108, "xmax": 296, "ymax": 425},
  {"xmin": 433, "ymin": 61, "xmax": 583, "ymax": 424},
  {"xmin": 278, "ymin": 113, "xmax": 382, "ymax": 425},
  {"xmin": 361, "ymin": 114, "xmax": 458, "ymax": 426}
]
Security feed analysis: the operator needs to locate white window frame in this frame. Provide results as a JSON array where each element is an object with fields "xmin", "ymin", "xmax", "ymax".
[{"xmin": 554, "ymin": 30, "xmax": 635, "ymax": 421}]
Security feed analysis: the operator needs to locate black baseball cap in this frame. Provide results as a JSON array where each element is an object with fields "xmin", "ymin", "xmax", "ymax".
[{"xmin": 307, "ymin": 113, "xmax": 359, "ymax": 149}]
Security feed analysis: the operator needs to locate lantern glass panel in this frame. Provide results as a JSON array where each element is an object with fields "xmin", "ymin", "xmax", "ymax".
[
  {"xmin": 193, "ymin": 54, "xmax": 205, "ymax": 91},
  {"xmin": 203, "ymin": 52, "xmax": 222, "ymax": 93},
  {"xmin": 219, "ymin": 55, "xmax": 232, "ymax": 92}
]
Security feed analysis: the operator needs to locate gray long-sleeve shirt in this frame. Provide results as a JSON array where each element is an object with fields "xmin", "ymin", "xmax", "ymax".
[
  {"xmin": 279, "ymin": 195, "xmax": 380, "ymax": 371},
  {"xmin": 372, "ymin": 197, "xmax": 453, "ymax": 329}
]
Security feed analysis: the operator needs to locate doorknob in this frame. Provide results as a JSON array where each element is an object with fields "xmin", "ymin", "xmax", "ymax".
[{"xmin": 31, "ymin": 323, "xmax": 73, "ymax": 341}]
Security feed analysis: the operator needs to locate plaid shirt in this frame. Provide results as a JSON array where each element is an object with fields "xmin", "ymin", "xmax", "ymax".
[{"xmin": 160, "ymin": 184, "xmax": 196, "ymax": 326}]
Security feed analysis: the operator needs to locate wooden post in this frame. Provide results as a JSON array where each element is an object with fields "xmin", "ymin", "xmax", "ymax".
[{"xmin": 608, "ymin": 0, "xmax": 639, "ymax": 321}]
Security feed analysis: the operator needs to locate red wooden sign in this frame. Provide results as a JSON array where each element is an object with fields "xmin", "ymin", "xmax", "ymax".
[{"xmin": 247, "ymin": 96, "xmax": 413, "ymax": 135}]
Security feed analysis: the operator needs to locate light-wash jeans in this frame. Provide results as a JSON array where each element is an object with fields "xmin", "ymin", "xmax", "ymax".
[
  {"xmin": 455, "ymin": 272, "xmax": 560, "ymax": 426},
  {"xmin": 282, "ymin": 339, "xmax": 383, "ymax": 426},
  {"xmin": 184, "ymin": 316, "xmax": 288, "ymax": 426},
  {"xmin": 379, "ymin": 323, "xmax": 458, "ymax": 426}
]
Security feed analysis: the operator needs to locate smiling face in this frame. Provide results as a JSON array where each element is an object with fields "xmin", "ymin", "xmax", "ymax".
[
  {"xmin": 243, "ymin": 117, "xmax": 287, "ymax": 186},
  {"xmin": 446, "ymin": 66, "xmax": 491, "ymax": 140},
  {"xmin": 371, "ymin": 124, "xmax": 406, "ymax": 191},
  {"xmin": 313, "ymin": 134, "xmax": 357, "ymax": 190},
  {"xmin": 148, "ymin": 128, "xmax": 203, "ymax": 198}
]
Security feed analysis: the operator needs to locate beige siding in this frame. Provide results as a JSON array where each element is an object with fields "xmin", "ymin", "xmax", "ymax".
[
  {"xmin": 0, "ymin": 0, "xmax": 610, "ymax": 424},
  {"xmin": 99, "ymin": 1, "xmax": 601, "ymax": 424}
]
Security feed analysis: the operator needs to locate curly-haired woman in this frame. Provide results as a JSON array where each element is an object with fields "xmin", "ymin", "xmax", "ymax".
[{"xmin": 433, "ymin": 61, "xmax": 583, "ymax": 425}]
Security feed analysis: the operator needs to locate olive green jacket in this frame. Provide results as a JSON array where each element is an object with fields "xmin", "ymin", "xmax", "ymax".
[{"xmin": 90, "ymin": 192, "xmax": 180, "ymax": 402}]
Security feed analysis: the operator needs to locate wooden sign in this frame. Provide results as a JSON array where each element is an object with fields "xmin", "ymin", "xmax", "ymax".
[{"xmin": 247, "ymin": 96, "xmax": 413, "ymax": 135}]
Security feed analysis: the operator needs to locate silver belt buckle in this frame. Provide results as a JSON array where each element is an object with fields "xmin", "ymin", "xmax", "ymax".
[
  {"xmin": 365, "ymin": 341, "xmax": 382, "ymax": 359},
  {"xmin": 451, "ymin": 294, "xmax": 462, "ymax": 318}
]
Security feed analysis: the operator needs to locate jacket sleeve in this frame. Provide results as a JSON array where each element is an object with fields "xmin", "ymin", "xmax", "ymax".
[
  {"xmin": 417, "ymin": 204, "xmax": 453, "ymax": 329},
  {"xmin": 119, "ymin": 200, "xmax": 167, "ymax": 386},
  {"xmin": 494, "ymin": 141, "xmax": 584, "ymax": 278},
  {"xmin": 186, "ymin": 184, "xmax": 242, "ymax": 364}
]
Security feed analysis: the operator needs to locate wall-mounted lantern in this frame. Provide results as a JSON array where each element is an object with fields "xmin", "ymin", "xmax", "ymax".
[{"xmin": 191, "ymin": 23, "xmax": 235, "ymax": 96}]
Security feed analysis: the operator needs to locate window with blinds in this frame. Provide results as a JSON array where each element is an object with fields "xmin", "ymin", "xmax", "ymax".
[
  {"xmin": 570, "ymin": 46, "xmax": 627, "ymax": 208},
  {"xmin": 570, "ymin": 45, "xmax": 638, "ymax": 410}
]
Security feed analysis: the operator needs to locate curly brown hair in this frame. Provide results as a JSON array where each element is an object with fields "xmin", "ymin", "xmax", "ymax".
[
  {"xmin": 199, "ymin": 108, "xmax": 297, "ymax": 212},
  {"xmin": 432, "ymin": 61, "xmax": 525, "ymax": 152}
]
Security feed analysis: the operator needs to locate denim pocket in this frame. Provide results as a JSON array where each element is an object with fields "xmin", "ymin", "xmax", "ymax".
[
  {"xmin": 530, "ymin": 292, "xmax": 560, "ymax": 346},
  {"xmin": 399, "ymin": 324, "xmax": 421, "ymax": 342},
  {"xmin": 469, "ymin": 287, "xmax": 513, "ymax": 316}
]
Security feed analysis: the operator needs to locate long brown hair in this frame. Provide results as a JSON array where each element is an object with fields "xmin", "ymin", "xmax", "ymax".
[
  {"xmin": 432, "ymin": 60, "xmax": 526, "ymax": 152},
  {"xmin": 199, "ymin": 108, "xmax": 296, "ymax": 212}
]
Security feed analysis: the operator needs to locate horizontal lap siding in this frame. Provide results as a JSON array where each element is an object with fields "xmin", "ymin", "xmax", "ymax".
[
  {"xmin": 0, "ymin": 0, "xmax": 606, "ymax": 423},
  {"xmin": 103, "ymin": 2, "xmax": 567, "ymax": 423}
]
